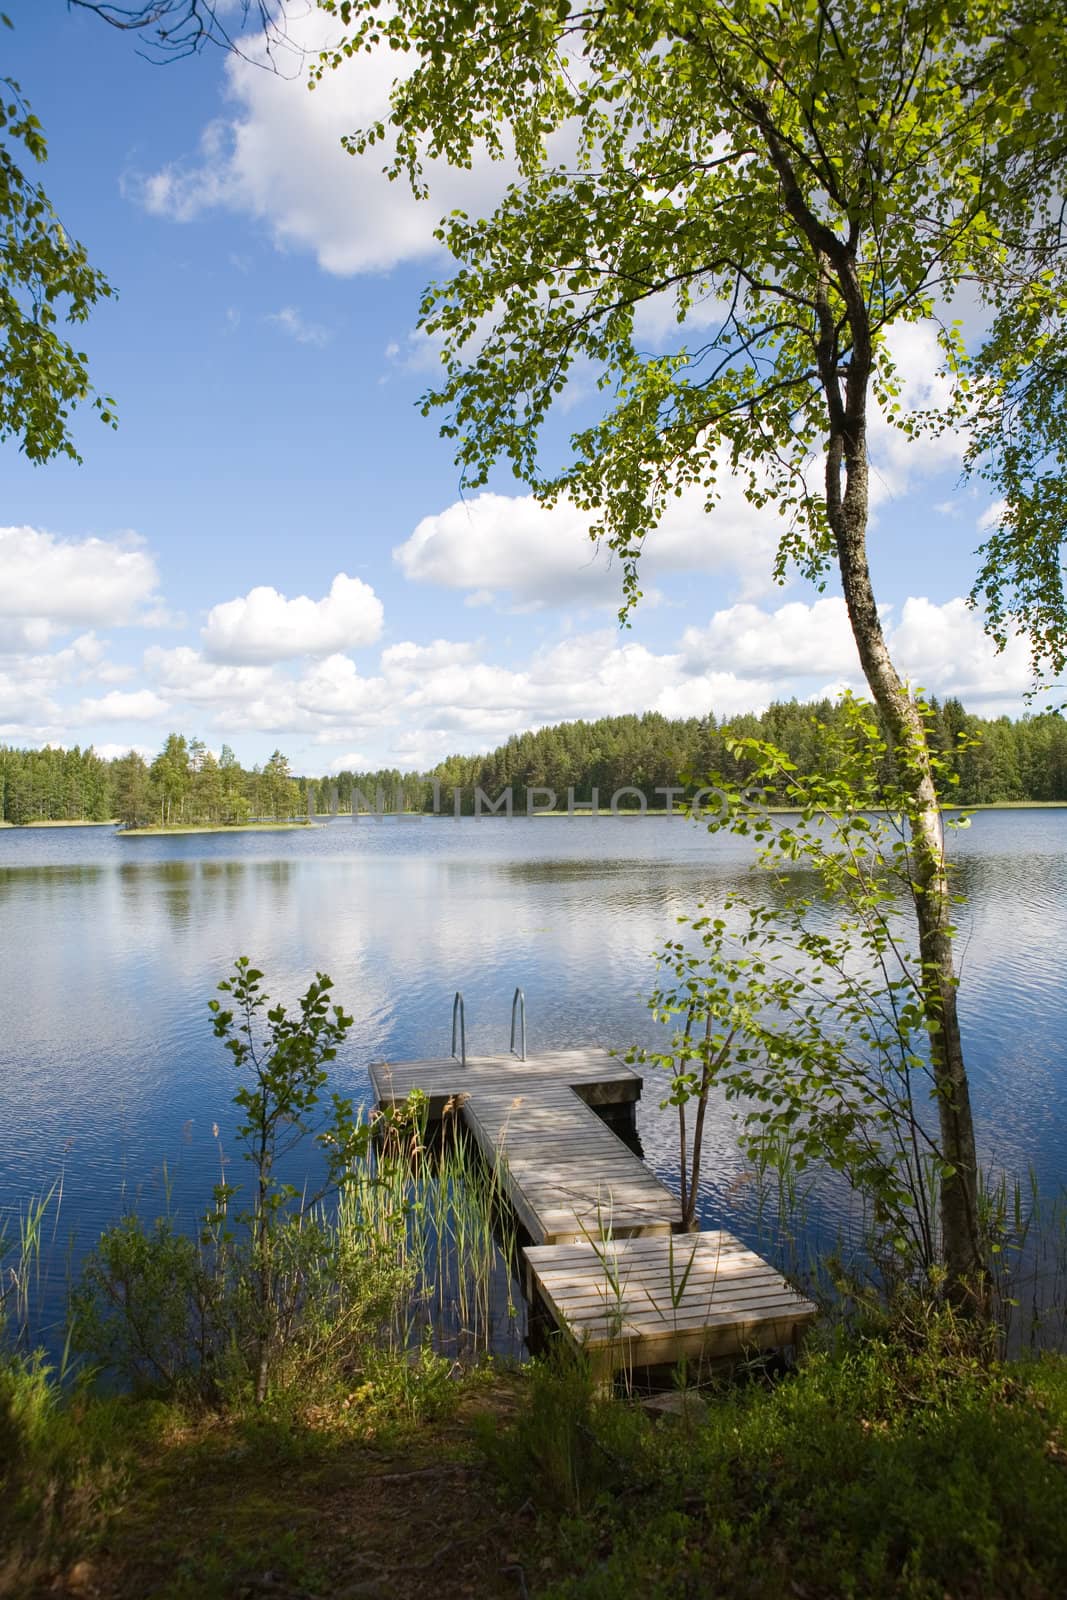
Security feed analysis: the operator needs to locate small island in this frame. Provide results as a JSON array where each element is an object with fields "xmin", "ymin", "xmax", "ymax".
[{"xmin": 117, "ymin": 820, "xmax": 314, "ymax": 836}]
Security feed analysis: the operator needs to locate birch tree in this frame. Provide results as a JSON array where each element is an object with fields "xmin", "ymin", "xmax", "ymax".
[
  {"xmin": 319, "ymin": 0, "xmax": 1067, "ymax": 1296},
  {"xmin": 1, "ymin": 65, "xmax": 114, "ymax": 460}
]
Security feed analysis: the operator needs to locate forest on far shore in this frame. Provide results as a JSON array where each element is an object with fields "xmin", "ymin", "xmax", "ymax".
[{"xmin": 2, "ymin": 698, "xmax": 1067, "ymax": 827}]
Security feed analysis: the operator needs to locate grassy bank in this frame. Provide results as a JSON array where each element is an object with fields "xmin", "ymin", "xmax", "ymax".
[
  {"xmin": 4, "ymin": 1330, "xmax": 1067, "ymax": 1599},
  {"xmin": 943, "ymin": 800, "xmax": 1067, "ymax": 811}
]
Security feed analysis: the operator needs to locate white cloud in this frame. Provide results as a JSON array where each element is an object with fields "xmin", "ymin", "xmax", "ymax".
[
  {"xmin": 867, "ymin": 322, "xmax": 969, "ymax": 505},
  {"xmin": 93, "ymin": 661, "xmax": 138, "ymax": 685},
  {"xmin": 201, "ymin": 573, "xmax": 384, "ymax": 663},
  {"xmin": 138, "ymin": 626, "xmax": 770, "ymax": 760},
  {"xmin": 0, "ymin": 617, "xmax": 55, "ymax": 653},
  {"xmin": 0, "ymin": 636, "xmax": 134, "ymax": 734},
  {"xmin": 680, "ymin": 593, "xmax": 1031, "ymax": 715},
  {"xmin": 681, "ymin": 598, "xmax": 863, "ymax": 680},
  {"xmin": 0, "ymin": 526, "xmax": 159, "ymax": 642},
  {"xmin": 135, "ymin": 10, "xmax": 511, "ymax": 276},
  {"xmin": 293, "ymin": 653, "xmax": 390, "ymax": 720},
  {"xmin": 145, "ymin": 645, "xmax": 277, "ymax": 703},
  {"xmin": 380, "ymin": 639, "xmax": 480, "ymax": 676},
  {"xmin": 394, "ymin": 481, "xmax": 787, "ymax": 610},
  {"xmin": 383, "ymin": 326, "xmax": 449, "ymax": 378},
  {"xmin": 0, "ymin": 670, "xmax": 58, "ymax": 727},
  {"xmin": 328, "ymin": 750, "xmax": 373, "ymax": 773},
  {"xmin": 630, "ymin": 286, "xmax": 727, "ymax": 347},
  {"xmin": 76, "ymin": 690, "xmax": 171, "ymax": 722},
  {"xmin": 91, "ymin": 597, "xmax": 1037, "ymax": 768},
  {"xmin": 92, "ymin": 742, "xmax": 156, "ymax": 762},
  {"xmin": 890, "ymin": 596, "xmax": 1031, "ymax": 709},
  {"xmin": 267, "ymin": 306, "xmax": 332, "ymax": 347}
]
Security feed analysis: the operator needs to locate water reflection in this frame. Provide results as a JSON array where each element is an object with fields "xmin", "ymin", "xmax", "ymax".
[
  {"xmin": 0, "ymin": 861, "xmax": 105, "ymax": 900},
  {"xmin": 0, "ymin": 811, "xmax": 1065, "ymax": 1334}
]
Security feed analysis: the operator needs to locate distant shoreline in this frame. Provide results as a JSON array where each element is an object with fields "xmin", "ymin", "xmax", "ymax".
[
  {"xmin": 0, "ymin": 819, "xmax": 118, "ymax": 829},
  {"xmin": 116, "ymin": 821, "xmax": 315, "ymax": 837},
  {"xmin": 3, "ymin": 804, "xmax": 1067, "ymax": 834},
  {"xmin": 943, "ymin": 801, "xmax": 1067, "ymax": 811},
  {"xmin": 332, "ymin": 801, "xmax": 1067, "ymax": 819}
]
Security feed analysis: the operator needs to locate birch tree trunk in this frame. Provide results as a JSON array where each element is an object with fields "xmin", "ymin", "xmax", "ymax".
[{"xmin": 818, "ymin": 264, "xmax": 983, "ymax": 1296}]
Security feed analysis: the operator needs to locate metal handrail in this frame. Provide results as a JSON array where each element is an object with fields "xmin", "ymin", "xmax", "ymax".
[
  {"xmin": 510, "ymin": 986, "xmax": 527, "ymax": 1061},
  {"xmin": 451, "ymin": 990, "xmax": 466, "ymax": 1066}
]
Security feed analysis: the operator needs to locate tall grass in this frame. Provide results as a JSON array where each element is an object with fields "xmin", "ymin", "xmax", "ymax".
[
  {"xmin": 346, "ymin": 1100, "xmax": 521, "ymax": 1363},
  {"xmin": 0, "ymin": 1182, "xmax": 73, "ymax": 1369}
]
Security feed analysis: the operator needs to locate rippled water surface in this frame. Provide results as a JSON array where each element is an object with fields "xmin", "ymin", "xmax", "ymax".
[{"xmin": 2, "ymin": 811, "xmax": 1065, "ymax": 1282}]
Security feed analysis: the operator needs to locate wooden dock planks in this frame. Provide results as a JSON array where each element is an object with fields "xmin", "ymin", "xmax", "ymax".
[
  {"xmin": 368, "ymin": 1049, "xmax": 642, "ymax": 1119},
  {"xmin": 524, "ymin": 1231, "xmax": 818, "ymax": 1377},
  {"xmin": 464, "ymin": 1086, "xmax": 679, "ymax": 1245}
]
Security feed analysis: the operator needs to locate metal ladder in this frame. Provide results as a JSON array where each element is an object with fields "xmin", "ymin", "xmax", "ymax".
[
  {"xmin": 449, "ymin": 986, "xmax": 527, "ymax": 1064},
  {"xmin": 510, "ymin": 986, "xmax": 527, "ymax": 1061}
]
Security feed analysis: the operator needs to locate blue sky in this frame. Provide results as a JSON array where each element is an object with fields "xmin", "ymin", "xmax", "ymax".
[{"xmin": 0, "ymin": 1, "xmax": 1032, "ymax": 774}]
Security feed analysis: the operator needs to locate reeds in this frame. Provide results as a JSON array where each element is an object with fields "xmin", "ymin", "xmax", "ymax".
[
  {"xmin": 979, "ymin": 1166, "xmax": 1067, "ymax": 1354},
  {"xmin": 337, "ymin": 1099, "xmax": 521, "ymax": 1363},
  {"xmin": 0, "ymin": 1181, "xmax": 73, "ymax": 1370}
]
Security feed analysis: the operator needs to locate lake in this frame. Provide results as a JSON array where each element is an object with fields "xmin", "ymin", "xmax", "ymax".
[{"xmin": 2, "ymin": 810, "xmax": 1066, "ymax": 1326}]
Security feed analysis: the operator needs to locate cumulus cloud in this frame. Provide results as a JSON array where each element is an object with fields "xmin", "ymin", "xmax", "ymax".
[
  {"xmin": 53, "ymin": 595, "xmax": 1030, "ymax": 768},
  {"xmin": 144, "ymin": 644, "xmax": 391, "ymax": 734},
  {"xmin": 0, "ymin": 526, "xmax": 159, "ymax": 642},
  {"xmin": 890, "ymin": 596, "xmax": 1031, "ymax": 708},
  {"xmin": 91, "ymin": 742, "xmax": 156, "ymax": 762},
  {"xmin": 0, "ymin": 618, "xmax": 55, "ymax": 654},
  {"xmin": 76, "ymin": 689, "xmax": 171, "ymax": 722},
  {"xmin": 140, "ymin": 627, "xmax": 773, "ymax": 759},
  {"xmin": 328, "ymin": 750, "xmax": 374, "ymax": 773},
  {"xmin": 380, "ymin": 639, "xmax": 480, "ymax": 676},
  {"xmin": 681, "ymin": 592, "xmax": 1031, "ymax": 714},
  {"xmin": 134, "ymin": 10, "xmax": 511, "ymax": 276},
  {"xmin": 0, "ymin": 635, "xmax": 138, "ymax": 737},
  {"xmin": 0, "ymin": 670, "xmax": 58, "ymax": 728},
  {"xmin": 396, "ymin": 324, "xmax": 979, "ymax": 613},
  {"xmin": 867, "ymin": 323, "xmax": 970, "ymax": 505},
  {"xmin": 145, "ymin": 645, "xmax": 277, "ymax": 703},
  {"xmin": 977, "ymin": 499, "xmax": 1008, "ymax": 532},
  {"xmin": 394, "ymin": 481, "xmax": 788, "ymax": 610},
  {"xmin": 681, "ymin": 598, "xmax": 864, "ymax": 680},
  {"xmin": 201, "ymin": 573, "xmax": 384, "ymax": 663},
  {"xmin": 681, "ymin": 593, "xmax": 1032, "ymax": 715},
  {"xmin": 630, "ymin": 286, "xmax": 728, "ymax": 347}
]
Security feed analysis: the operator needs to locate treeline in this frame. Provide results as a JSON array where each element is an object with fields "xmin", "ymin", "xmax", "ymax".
[
  {"xmin": 325, "ymin": 699, "xmax": 1067, "ymax": 813},
  {"xmin": 4, "ymin": 699, "xmax": 1067, "ymax": 827},
  {"xmin": 0, "ymin": 735, "xmax": 305, "ymax": 827}
]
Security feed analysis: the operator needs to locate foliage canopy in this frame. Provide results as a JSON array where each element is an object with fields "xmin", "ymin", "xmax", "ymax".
[
  {"xmin": 320, "ymin": 0, "xmax": 1067, "ymax": 671},
  {"xmin": 0, "ymin": 56, "xmax": 115, "ymax": 462}
]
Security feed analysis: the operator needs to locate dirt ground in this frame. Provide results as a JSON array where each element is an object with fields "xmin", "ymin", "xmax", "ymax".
[{"xmin": 34, "ymin": 1380, "xmax": 545, "ymax": 1600}]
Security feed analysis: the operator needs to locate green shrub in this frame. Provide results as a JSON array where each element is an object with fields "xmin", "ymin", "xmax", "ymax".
[
  {"xmin": 487, "ymin": 1329, "xmax": 1067, "ymax": 1599},
  {"xmin": 69, "ymin": 1216, "xmax": 221, "ymax": 1396}
]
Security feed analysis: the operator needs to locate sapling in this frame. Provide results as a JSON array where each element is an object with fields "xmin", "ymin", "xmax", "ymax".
[{"xmin": 209, "ymin": 957, "xmax": 367, "ymax": 1402}]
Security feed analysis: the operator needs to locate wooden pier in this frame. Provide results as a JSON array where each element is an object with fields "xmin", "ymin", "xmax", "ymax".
[
  {"xmin": 524, "ymin": 1231, "xmax": 815, "ymax": 1384},
  {"xmin": 369, "ymin": 1048, "xmax": 816, "ymax": 1380}
]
